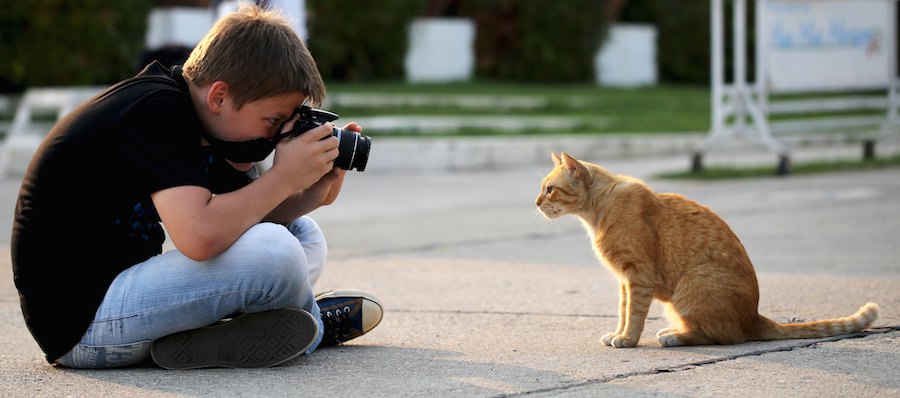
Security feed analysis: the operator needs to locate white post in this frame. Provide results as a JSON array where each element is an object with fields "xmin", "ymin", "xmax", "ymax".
[
  {"xmin": 755, "ymin": 0, "xmax": 768, "ymax": 124},
  {"xmin": 734, "ymin": 0, "xmax": 747, "ymax": 135},
  {"xmin": 711, "ymin": 0, "xmax": 724, "ymax": 137},
  {"xmin": 696, "ymin": 0, "xmax": 726, "ymax": 171},
  {"xmin": 888, "ymin": 0, "xmax": 898, "ymax": 122}
]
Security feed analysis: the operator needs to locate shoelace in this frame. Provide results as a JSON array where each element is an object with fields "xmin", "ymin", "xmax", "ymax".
[{"xmin": 322, "ymin": 304, "xmax": 354, "ymax": 343}]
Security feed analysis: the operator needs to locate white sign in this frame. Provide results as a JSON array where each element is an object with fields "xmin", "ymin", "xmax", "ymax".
[{"xmin": 762, "ymin": 0, "xmax": 892, "ymax": 92}]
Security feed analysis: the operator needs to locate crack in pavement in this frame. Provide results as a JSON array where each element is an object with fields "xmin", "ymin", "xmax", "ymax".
[{"xmin": 491, "ymin": 326, "xmax": 900, "ymax": 398}]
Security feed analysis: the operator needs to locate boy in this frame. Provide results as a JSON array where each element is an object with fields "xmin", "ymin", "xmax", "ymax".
[{"xmin": 11, "ymin": 4, "xmax": 382, "ymax": 369}]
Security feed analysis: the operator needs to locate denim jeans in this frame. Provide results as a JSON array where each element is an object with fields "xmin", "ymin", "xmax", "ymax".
[{"xmin": 55, "ymin": 217, "xmax": 327, "ymax": 368}]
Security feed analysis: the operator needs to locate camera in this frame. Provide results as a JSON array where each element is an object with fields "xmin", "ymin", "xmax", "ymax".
[{"xmin": 287, "ymin": 105, "xmax": 371, "ymax": 172}]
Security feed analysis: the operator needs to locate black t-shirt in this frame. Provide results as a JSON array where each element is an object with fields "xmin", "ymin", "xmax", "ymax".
[{"xmin": 11, "ymin": 62, "xmax": 252, "ymax": 362}]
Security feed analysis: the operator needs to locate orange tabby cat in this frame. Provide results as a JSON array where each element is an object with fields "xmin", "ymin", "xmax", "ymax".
[{"xmin": 535, "ymin": 152, "xmax": 879, "ymax": 348}]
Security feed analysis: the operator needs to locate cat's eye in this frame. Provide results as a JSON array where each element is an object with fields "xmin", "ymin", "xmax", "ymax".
[{"xmin": 546, "ymin": 186, "xmax": 554, "ymax": 194}]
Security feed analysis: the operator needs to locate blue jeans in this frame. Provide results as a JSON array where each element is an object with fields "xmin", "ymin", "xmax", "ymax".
[{"xmin": 55, "ymin": 217, "xmax": 327, "ymax": 368}]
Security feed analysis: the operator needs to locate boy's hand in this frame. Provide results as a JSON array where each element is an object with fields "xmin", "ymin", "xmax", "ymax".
[
  {"xmin": 303, "ymin": 167, "xmax": 346, "ymax": 207},
  {"xmin": 295, "ymin": 122, "xmax": 361, "ymax": 208},
  {"xmin": 271, "ymin": 121, "xmax": 339, "ymax": 192}
]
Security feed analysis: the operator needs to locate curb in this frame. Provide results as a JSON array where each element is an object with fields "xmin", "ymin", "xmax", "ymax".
[
  {"xmin": 366, "ymin": 133, "xmax": 705, "ymax": 173},
  {"xmin": 363, "ymin": 131, "xmax": 898, "ymax": 173}
]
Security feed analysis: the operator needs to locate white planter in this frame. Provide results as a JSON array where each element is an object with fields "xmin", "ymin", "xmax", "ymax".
[
  {"xmin": 596, "ymin": 24, "xmax": 658, "ymax": 87},
  {"xmin": 145, "ymin": 7, "xmax": 214, "ymax": 49},
  {"xmin": 405, "ymin": 18, "xmax": 475, "ymax": 83}
]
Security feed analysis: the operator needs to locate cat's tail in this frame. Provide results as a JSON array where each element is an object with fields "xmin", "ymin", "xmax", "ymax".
[{"xmin": 756, "ymin": 302, "xmax": 879, "ymax": 340}]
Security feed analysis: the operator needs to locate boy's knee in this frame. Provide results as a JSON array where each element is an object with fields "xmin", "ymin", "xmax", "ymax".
[
  {"xmin": 232, "ymin": 223, "xmax": 309, "ymax": 282},
  {"xmin": 284, "ymin": 216, "xmax": 327, "ymax": 284},
  {"xmin": 243, "ymin": 222, "xmax": 294, "ymax": 242},
  {"xmin": 285, "ymin": 216, "xmax": 325, "ymax": 244}
]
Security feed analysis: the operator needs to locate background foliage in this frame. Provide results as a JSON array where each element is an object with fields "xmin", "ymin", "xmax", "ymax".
[
  {"xmin": 0, "ymin": 0, "xmax": 152, "ymax": 93},
  {"xmin": 621, "ymin": 0, "xmax": 756, "ymax": 85},
  {"xmin": 461, "ymin": 0, "xmax": 608, "ymax": 82},
  {"xmin": 306, "ymin": 0, "xmax": 423, "ymax": 82},
  {"xmin": 622, "ymin": 0, "xmax": 712, "ymax": 84},
  {"xmin": 0, "ymin": 0, "xmax": 725, "ymax": 91}
]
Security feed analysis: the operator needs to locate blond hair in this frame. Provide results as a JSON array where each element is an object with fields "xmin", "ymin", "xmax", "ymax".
[{"xmin": 182, "ymin": 4, "xmax": 325, "ymax": 108}]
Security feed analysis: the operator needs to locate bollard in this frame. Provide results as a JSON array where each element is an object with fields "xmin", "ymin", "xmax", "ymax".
[
  {"xmin": 691, "ymin": 153, "xmax": 704, "ymax": 173},
  {"xmin": 863, "ymin": 140, "xmax": 876, "ymax": 161},
  {"xmin": 776, "ymin": 155, "xmax": 791, "ymax": 176}
]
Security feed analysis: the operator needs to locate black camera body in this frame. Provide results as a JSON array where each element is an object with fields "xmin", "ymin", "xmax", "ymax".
[{"xmin": 288, "ymin": 106, "xmax": 371, "ymax": 171}]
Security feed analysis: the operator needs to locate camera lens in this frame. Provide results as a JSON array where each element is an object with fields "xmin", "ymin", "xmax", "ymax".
[{"xmin": 332, "ymin": 128, "xmax": 371, "ymax": 171}]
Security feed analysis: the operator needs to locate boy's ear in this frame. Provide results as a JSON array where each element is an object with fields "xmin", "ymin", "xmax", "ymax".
[
  {"xmin": 560, "ymin": 152, "xmax": 587, "ymax": 178},
  {"xmin": 551, "ymin": 152, "xmax": 561, "ymax": 166},
  {"xmin": 207, "ymin": 81, "xmax": 230, "ymax": 114}
]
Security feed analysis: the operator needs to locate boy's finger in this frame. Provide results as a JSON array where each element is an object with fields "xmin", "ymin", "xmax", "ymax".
[
  {"xmin": 314, "ymin": 123, "xmax": 335, "ymax": 140},
  {"xmin": 342, "ymin": 122, "xmax": 362, "ymax": 132}
]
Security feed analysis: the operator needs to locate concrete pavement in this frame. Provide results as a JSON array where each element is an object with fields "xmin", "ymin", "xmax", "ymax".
[{"xmin": 1, "ymin": 136, "xmax": 899, "ymax": 397}]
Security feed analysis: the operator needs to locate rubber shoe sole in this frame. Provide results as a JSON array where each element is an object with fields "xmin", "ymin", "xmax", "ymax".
[
  {"xmin": 150, "ymin": 308, "xmax": 318, "ymax": 370},
  {"xmin": 316, "ymin": 289, "xmax": 383, "ymax": 346}
]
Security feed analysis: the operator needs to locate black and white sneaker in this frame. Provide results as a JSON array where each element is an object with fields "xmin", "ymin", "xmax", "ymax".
[
  {"xmin": 316, "ymin": 289, "xmax": 383, "ymax": 346},
  {"xmin": 150, "ymin": 308, "xmax": 318, "ymax": 369}
]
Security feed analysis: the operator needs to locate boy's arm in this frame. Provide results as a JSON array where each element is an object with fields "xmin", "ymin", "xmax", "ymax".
[
  {"xmin": 264, "ymin": 168, "xmax": 346, "ymax": 223},
  {"xmin": 152, "ymin": 124, "xmax": 338, "ymax": 261},
  {"xmin": 263, "ymin": 121, "xmax": 358, "ymax": 222}
]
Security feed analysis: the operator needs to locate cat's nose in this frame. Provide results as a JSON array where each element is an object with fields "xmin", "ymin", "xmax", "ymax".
[{"xmin": 535, "ymin": 196, "xmax": 543, "ymax": 206}]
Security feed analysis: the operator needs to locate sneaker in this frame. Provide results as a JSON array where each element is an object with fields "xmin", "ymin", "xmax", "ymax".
[
  {"xmin": 316, "ymin": 289, "xmax": 383, "ymax": 346},
  {"xmin": 150, "ymin": 308, "xmax": 318, "ymax": 370}
]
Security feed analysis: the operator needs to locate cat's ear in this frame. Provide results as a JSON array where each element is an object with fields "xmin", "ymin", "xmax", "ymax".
[
  {"xmin": 560, "ymin": 152, "xmax": 587, "ymax": 178},
  {"xmin": 551, "ymin": 152, "xmax": 561, "ymax": 166}
]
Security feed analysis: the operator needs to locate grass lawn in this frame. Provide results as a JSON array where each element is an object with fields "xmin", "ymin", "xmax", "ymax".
[
  {"xmin": 324, "ymin": 82, "xmax": 710, "ymax": 135},
  {"xmin": 0, "ymin": 83, "xmax": 710, "ymax": 139},
  {"xmin": 656, "ymin": 153, "xmax": 900, "ymax": 180}
]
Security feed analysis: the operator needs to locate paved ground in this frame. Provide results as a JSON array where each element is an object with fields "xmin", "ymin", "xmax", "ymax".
[{"xmin": 1, "ymin": 137, "xmax": 899, "ymax": 397}]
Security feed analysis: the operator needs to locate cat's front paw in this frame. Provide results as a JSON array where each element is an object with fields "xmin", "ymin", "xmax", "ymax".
[
  {"xmin": 610, "ymin": 335, "xmax": 638, "ymax": 348},
  {"xmin": 600, "ymin": 332, "xmax": 618, "ymax": 346}
]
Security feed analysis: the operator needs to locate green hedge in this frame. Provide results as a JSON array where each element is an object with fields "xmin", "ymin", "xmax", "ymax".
[
  {"xmin": 462, "ymin": 0, "xmax": 607, "ymax": 82},
  {"xmin": 622, "ymin": 0, "xmax": 713, "ymax": 84},
  {"xmin": 306, "ymin": 0, "xmax": 423, "ymax": 81},
  {"xmin": 307, "ymin": 0, "xmax": 607, "ymax": 83},
  {"xmin": 0, "ymin": 1, "xmax": 719, "ymax": 91},
  {"xmin": 0, "ymin": 0, "xmax": 151, "ymax": 93}
]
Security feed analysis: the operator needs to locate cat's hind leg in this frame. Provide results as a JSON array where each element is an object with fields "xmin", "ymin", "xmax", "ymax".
[
  {"xmin": 666, "ymin": 273, "xmax": 754, "ymax": 346},
  {"xmin": 656, "ymin": 306, "xmax": 713, "ymax": 347},
  {"xmin": 656, "ymin": 327, "xmax": 679, "ymax": 338},
  {"xmin": 658, "ymin": 306, "xmax": 747, "ymax": 346},
  {"xmin": 656, "ymin": 303, "xmax": 685, "ymax": 339},
  {"xmin": 657, "ymin": 330, "xmax": 715, "ymax": 347}
]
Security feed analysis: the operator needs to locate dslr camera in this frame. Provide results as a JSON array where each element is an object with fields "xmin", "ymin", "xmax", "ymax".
[{"xmin": 286, "ymin": 106, "xmax": 371, "ymax": 172}]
